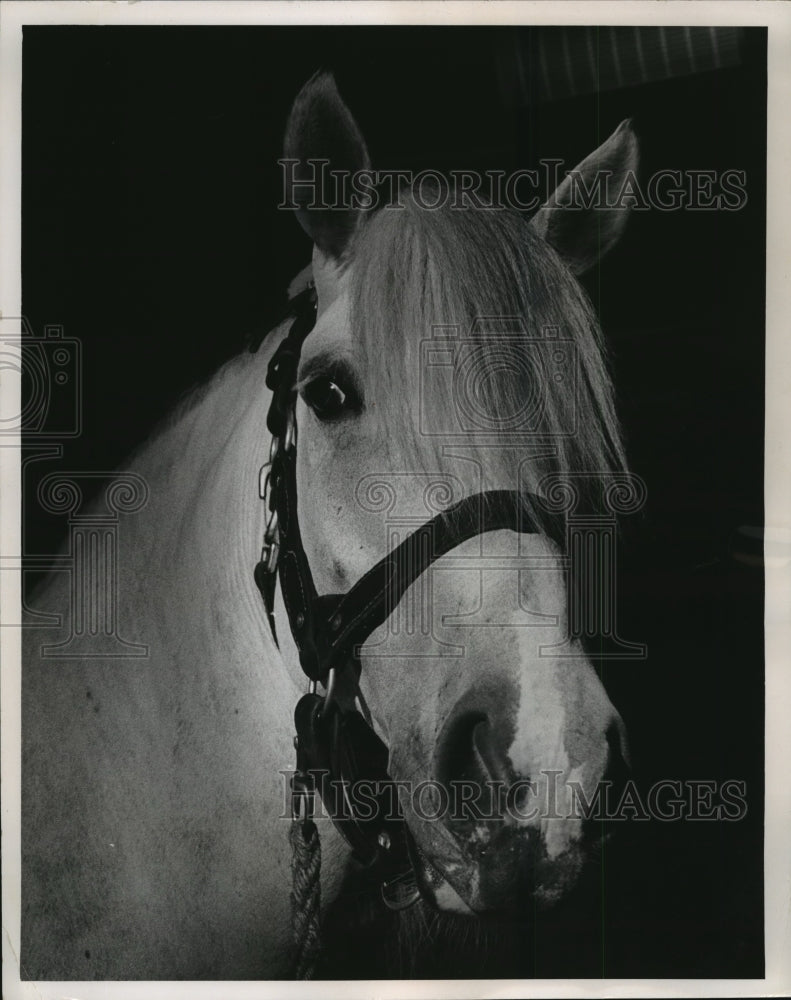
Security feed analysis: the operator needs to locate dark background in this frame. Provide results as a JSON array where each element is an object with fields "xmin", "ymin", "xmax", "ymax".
[{"xmin": 22, "ymin": 26, "xmax": 765, "ymax": 977}]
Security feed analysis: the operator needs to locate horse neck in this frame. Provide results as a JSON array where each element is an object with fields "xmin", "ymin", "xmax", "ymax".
[
  {"xmin": 121, "ymin": 346, "xmax": 295, "ymax": 700},
  {"xmin": 132, "ymin": 343, "xmax": 354, "ymax": 905}
]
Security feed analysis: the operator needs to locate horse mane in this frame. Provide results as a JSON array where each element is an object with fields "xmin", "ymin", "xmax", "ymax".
[{"xmin": 349, "ymin": 184, "xmax": 628, "ymax": 537}]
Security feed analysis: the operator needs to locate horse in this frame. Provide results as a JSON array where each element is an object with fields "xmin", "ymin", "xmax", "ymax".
[{"xmin": 21, "ymin": 71, "xmax": 639, "ymax": 980}]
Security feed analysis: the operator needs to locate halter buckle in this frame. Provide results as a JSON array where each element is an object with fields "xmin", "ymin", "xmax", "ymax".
[{"xmin": 322, "ymin": 666, "xmax": 338, "ymax": 711}]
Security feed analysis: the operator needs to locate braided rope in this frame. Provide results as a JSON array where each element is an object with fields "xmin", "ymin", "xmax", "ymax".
[{"xmin": 289, "ymin": 816, "xmax": 322, "ymax": 979}]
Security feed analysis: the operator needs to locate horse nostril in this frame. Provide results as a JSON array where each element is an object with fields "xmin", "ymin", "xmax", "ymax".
[
  {"xmin": 435, "ymin": 709, "xmax": 515, "ymax": 809},
  {"xmin": 471, "ymin": 718, "xmax": 513, "ymax": 786},
  {"xmin": 435, "ymin": 710, "xmax": 489, "ymax": 790},
  {"xmin": 434, "ymin": 710, "xmax": 509, "ymax": 832}
]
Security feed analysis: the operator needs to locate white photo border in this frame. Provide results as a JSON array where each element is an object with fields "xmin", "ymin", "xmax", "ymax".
[{"xmin": 1, "ymin": 3, "xmax": 788, "ymax": 998}]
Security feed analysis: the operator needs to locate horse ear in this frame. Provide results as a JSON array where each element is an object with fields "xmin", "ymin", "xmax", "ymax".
[
  {"xmin": 283, "ymin": 71, "xmax": 371, "ymax": 261},
  {"xmin": 529, "ymin": 120, "xmax": 639, "ymax": 275}
]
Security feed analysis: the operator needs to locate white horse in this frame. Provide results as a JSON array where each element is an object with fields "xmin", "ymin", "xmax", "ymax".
[{"xmin": 22, "ymin": 72, "xmax": 638, "ymax": 979}]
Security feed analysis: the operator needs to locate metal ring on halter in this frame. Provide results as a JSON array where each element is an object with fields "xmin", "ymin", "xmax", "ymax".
[
  {"xmin": 291, "ymin": 771, "xmax": 315, "ymax": 825},
  {"xmin": 322, "ymin": 666, "xmax": 338, "ymax": 712},
  {"xmin": 264, "ymin": 508, "xmax": 279, "ymax": 542},
  {"xmin": 261, "ymin": 537, "xmax": 280, "ymax": 573},
  {"xmin": 258, "ymin": 463, "xmax": 271, "ymax": 502}
]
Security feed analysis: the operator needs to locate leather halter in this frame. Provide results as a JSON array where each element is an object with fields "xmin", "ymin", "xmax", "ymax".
[{"xmin": 252, "ymin": 281, "xmax": 559, "ymax": 908}]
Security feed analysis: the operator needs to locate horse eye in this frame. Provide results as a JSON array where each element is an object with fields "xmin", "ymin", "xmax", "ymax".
[{"xmin": 301, "ymin": 375, "xmax": 359, "ymax": 421}]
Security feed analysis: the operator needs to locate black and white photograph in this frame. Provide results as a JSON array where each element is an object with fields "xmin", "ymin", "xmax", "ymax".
[{"xmin": 1, "ymin": 2, "xmax": 789, "ymax": 995}]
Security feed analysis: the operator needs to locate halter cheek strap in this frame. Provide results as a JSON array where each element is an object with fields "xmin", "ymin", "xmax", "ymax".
[{"xmin": 252, "ymin": 283, "xmax": 560, "ymax": 905}]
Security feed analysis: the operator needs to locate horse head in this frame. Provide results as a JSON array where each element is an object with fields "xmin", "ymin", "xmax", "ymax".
[{"xmin": 274, "ymin": 72, "xmax": 637, "ymax": 919}]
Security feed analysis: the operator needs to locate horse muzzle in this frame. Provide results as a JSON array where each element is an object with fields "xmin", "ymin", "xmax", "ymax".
[
  {"xmin": 398, "ymin": 708, "xmax": 630, "ymax": 917},
  {"xmin": 404, "ymin": 787, "xmax": 623, "ymax": 917}
]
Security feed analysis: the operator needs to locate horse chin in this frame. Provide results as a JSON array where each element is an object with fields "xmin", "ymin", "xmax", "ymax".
[{"xmin": 407, "ymin": 823, "xmax": 595, "ymax": 920}]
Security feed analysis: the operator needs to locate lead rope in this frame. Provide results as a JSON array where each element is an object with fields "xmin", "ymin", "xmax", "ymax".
[{"xmin": 289, "ymin": 743, "xmax": 322, "ymax": 979}]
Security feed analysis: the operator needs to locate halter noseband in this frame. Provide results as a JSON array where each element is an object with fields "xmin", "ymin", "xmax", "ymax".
[{"xmin": 253, "ymin": 281, "xmax": 559, "ymax": 911}]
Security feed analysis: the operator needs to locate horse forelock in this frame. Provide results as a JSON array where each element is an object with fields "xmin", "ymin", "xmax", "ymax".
[{"xmin": 347, "ymin": 186, "xmax": 628, "ymax": 532}]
